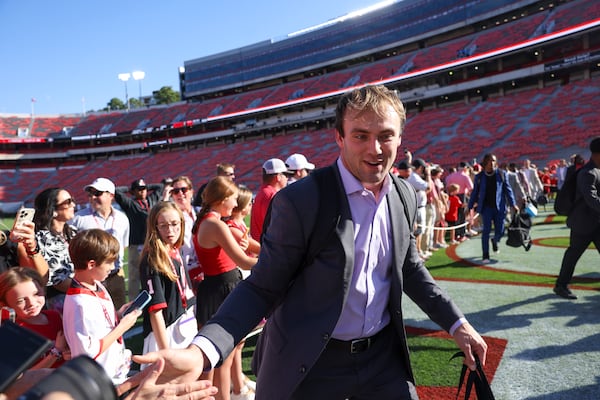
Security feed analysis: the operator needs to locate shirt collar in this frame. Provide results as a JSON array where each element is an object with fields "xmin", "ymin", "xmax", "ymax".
[{"xmin": 336, "ymin": 158, "xmax": 392, "ymax": 199}]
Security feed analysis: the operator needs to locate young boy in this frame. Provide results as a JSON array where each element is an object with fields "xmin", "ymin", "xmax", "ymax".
[
  {"xmin": 445, "ymin": 183, "xmax": 463, "ymax": 244},
  {"xmin": 62, "ymin": 229, "xmax": 140, "ymax": 384}
]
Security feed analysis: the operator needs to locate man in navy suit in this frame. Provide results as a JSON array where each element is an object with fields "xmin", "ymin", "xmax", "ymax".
[
  {"xmin": 136, "ymin": 85, "xmax": 488, "ymax": 400},
  {"xmin": 468, "ymin": 154, "xmax": 519, "ymax": 264},
  {"xmin": 554, "ymin": 137, "xmax": 600, "ymax": 299}
]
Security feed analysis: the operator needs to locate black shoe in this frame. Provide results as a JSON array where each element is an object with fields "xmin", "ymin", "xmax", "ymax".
[
  {"xmin": 491, "ymin": 239, "xmax": 499, "ymax": 254},
  {"xmin": 553, "ymin": 285, "xmax": 577, "ymax": 300}
]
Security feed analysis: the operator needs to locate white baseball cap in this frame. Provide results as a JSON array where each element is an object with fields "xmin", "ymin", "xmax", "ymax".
[
  {"xmin": 285, "ymin": 153, "xmax": 315, "ymax": 171},
  {"xmin": 262, "ymin": 158, "xmax": 292, "ymax": 175},
  {"xmin": 85, "ymin": 177, "xmax": 115, "ymax": 194}
]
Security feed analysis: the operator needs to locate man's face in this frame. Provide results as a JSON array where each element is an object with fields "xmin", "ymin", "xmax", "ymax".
[
  {"xmin": 134, "ymin": 187, "xmax": 147, "ymax": 200},
  {"xmin": 222, "ymin": 168, "xmax": 235, "ymax": 181},
  {"xmin": 87, "ymin": 188, "xmax": 113, "ymax": 212},
  {"xmin": 485, "ymin": 156, "xmax": 498, "ymax": 172},
  {"xmin": 170, "ymin": 181, "xmax": 192, "ymax": 210},
  {"xmin": 336, "ymin": 104, "xmax": 401, "ymax": 194},
  {"xmin": 397, "ymin": 168, "xmax": 411, "ymax": 179}
]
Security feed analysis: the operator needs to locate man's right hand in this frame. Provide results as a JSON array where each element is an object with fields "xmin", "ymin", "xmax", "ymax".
[{"xmin": 132, "ymin": 345, "xmax": 205, "ymax": 384}]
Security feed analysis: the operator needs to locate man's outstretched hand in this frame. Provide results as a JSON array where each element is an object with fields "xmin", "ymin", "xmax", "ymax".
[{"xmin": 132, "ymin": 346, "xmax": 206, "ymax": 384}]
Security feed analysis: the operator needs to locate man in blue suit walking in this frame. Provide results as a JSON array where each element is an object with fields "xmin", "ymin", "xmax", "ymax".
[{"xmin": 468, "ymin": 154, "xmax": 519, "ymax": 263}]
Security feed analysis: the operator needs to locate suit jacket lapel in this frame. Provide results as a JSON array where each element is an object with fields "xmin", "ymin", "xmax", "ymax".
[{"xmin": 331, "ymin": 164, "xmax": 356, "ymax": 302}]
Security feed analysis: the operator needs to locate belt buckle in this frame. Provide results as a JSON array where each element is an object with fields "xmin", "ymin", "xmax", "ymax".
[{"xmin": 350, "ymin": 338, "xmax": 371, "ymax": 354}]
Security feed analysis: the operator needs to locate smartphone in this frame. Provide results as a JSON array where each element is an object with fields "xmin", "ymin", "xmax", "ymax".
[
  {"xmin": 0, "ymin": 321, "xmax": 52, "ymax": 392},
  {"xmin": 123, "ymin": 290, "xmax": 151, "ymax": 315},
  {"xmin": 12, "ymin": 207, "xmax": 35, "ymax": 230},
  {"xmin": 0, "ymin": 307, "xmax": 15, "ymax": 325}
]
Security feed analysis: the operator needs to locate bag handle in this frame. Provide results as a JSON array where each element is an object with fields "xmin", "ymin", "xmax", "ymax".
[{"xmin": 451, "ymin": 351, "xmax": 495, "ymax": 400}]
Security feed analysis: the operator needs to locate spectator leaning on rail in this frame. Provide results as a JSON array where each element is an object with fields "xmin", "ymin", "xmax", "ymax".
[{"xmin": 114, "ymin": 178, "xmax": 165, "ymax": 300}]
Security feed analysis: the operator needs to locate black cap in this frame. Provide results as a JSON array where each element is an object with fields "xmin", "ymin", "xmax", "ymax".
[
  {"xmin": 412, "ymin": 158, "xmax": 427, "ymax": 169},
  {"xmin": 397, "ymin": 160, "xmax": 412, "ymax": 170},
  {"xmin": 131, "ymin": 178, "xmax": 147, "ymax": 191}
]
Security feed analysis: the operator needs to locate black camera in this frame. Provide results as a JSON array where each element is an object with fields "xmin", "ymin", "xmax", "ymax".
[{"xmin": 20, "ymin": 356, "xmax": 117, "ymax": 400}]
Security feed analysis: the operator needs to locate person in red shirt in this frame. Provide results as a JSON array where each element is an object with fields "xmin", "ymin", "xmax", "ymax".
[
  {"xmin": 249, "ymin": 158, "xmax": 293, "ymax": 241},
  {"xmin": 444, "ymin": 184, "xmax": 463, "ymax": 244}
]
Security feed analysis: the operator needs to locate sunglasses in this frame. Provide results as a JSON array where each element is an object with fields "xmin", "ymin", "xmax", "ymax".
[
  {"xmin": 86, "ymin": 188, "xmax": 106, "ymax": 197},
  {"xmin": 56, "ymin": 198, "xmax": 76, "ymax": 208},
  {"xmin": 171, "ymin": 187, "xmax": 190, "ymax": 195}
]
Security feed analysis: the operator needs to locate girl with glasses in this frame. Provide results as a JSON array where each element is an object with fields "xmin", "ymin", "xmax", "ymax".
[{"xmin": 139, "ymin": 201, "xmax": 197, "ymax": 358}]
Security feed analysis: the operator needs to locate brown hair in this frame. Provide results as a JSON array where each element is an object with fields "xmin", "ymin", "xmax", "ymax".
[
  {"xmin": 0, "ymin": 267, "xmax": 45, "ymax": 305},
  {"xmin": 69, "ymin": 229, "xmax": 120, "ymax": 270},
  {"xmin": 172, "ymin": 175, "xmax": 193, "ymax": 191},
  {"xmin": 193, "ymin": 177, "xmax": 238, "ymax": 233},
  {"xmin": 335, "ymin": 85, "xmax": 406, "ymax": 137}
]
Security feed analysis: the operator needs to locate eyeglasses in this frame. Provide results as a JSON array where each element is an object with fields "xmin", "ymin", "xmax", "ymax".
[
  {"xmin": 135, "ymin": 186, "xmax": 147, "ymax": 191},
  {"xmin": 171, "ymin": 187, "xmax": 190, "ymax": 195},
  {"xmin": 86, "ymin": 188, "xmax": 106, "ymax": 197},
  {"xmin": 56, "ymin": 198, "xmax": 76, "ymax": 208},
  {"xmin": 156, "ymin": 221, "xmax": 181, "ymax": 231}
]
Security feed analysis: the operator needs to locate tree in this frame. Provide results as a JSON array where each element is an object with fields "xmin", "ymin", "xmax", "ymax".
[
  {"xmin": 103, "ymin": 97, "xmax": 126, "ymax": 111},
  {"xmin": 153, "ymin": 86, "xmax": 180, "ymax": 105}
]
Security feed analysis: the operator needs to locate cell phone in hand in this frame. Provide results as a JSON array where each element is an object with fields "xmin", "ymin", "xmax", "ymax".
[
  {"xmin": 12, "ymin": 207, "xmax": 35, "ymax": 230},
  {"xmin": 123, "ymin": 290, "xmax": 151, "ymax": 315}
]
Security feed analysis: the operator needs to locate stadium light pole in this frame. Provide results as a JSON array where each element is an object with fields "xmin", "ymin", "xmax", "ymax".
[
  {"xmin": 132, "ymin": 70, "xmax": 145, "ymax": 107},
  {"xmin": 118, "ymin": 72, "xmax": 131, "ymax": 111}
]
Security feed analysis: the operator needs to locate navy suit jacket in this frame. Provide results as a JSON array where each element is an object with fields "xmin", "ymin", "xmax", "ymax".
[
  {"xmin": 468, "ymin": 169, "xmax": 516, "ymax": 213},
  {"xmin": 200, "ymin": 163, "xmax": 464, "ymax": 399}
]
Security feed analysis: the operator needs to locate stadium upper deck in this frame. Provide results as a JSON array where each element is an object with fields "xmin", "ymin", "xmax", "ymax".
[
  {"xmin": 181, "ymin": 0, "xmax": 545, "ymax": 97},
  {"xmin": 0, "ymin": 0, "xmax": 599, "ymax": 182}
]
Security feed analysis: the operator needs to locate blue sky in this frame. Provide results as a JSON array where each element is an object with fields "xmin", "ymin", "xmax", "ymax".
[{"xmin": 0, "ymin": 1, "xmax": 390, "ymax": 116}]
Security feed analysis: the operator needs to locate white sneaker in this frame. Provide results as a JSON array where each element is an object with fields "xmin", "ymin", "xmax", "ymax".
[{"xmin": 231, "ymin": 386, "xmax": 255, "ymax": 400}]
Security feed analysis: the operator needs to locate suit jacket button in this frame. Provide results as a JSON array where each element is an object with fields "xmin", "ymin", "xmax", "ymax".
[
  {"xmin": 299, "ymin": 366, "xmax": 307, "ymax": 374},
  {"xmin": 322, "ymin": 333, "xmax": 330, "ymax": 340}
]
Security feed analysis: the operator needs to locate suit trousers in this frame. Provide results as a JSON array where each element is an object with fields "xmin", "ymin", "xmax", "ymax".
[
  {"xmin": 557, "ymin": 226, "xmax": 600, "ymax": 286},
  {"xmin": 480, "ymin": 207, "xmax": 506, "ymax": 258},
  {"xmin": 290, "ymin": 325, "xmax": 418, "ymax": 400}
]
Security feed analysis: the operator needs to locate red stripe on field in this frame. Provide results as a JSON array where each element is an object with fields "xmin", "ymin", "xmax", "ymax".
[{"xmin": 408, "ymin": 326, "xmax": 507, "ymax": 400}]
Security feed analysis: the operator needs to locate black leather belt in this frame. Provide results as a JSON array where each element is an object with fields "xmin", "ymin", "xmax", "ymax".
[{"xmin": 328, "ymin": 328, "xmax": 385, "ymax": 354}]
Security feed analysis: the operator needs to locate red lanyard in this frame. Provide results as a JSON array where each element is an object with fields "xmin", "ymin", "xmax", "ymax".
[
  {"xmin": 73, "ymin": 279, "xmax": 122, "ymax": 343},
  {"xmin": 168, "ymin": 249, "xmax": 188, "ymax": 309}
]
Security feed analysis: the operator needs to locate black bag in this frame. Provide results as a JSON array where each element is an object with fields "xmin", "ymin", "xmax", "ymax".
[
  {"xmin": 506, "ymin": 212, "xmax": 532, "ymax": 251},
  {"xmin": 536, "ymin": 193, "xmax": 548, "ymax": 206},
  {"xmin": 554, "ymin": 165, "xmax": 580, "ymax": 216},
  {"xmin": 452, "ymin": 352, "xmax": 495, "ymax": 400}
]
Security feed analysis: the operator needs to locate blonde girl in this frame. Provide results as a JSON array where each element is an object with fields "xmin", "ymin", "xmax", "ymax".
[{"xmin": 140, "ymin": 201, "xmax": 197, "ymax": 355}]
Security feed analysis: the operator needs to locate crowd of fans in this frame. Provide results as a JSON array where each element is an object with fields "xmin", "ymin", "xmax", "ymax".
[{"xmin": 0, "ymin": 144, "xmax": 583, "ymax": 399}]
